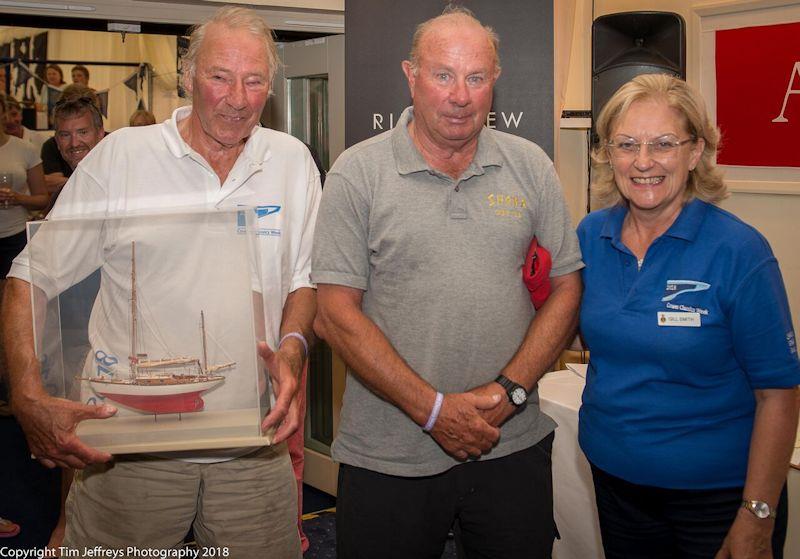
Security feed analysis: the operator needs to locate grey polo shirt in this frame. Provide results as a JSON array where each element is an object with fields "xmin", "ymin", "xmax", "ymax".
[{"xmin": 312, "ymin": 106, "xmax": 583, "ymax": 477}]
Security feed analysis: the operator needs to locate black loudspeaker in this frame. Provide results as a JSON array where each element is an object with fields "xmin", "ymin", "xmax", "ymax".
[{"xmin": 592, "ymin": 11, "xmax": 685, "ymax": 123}]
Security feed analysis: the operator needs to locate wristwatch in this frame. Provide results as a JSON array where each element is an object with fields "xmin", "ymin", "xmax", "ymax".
[
  {"xmin": 495, "ymin": 374, "xmax": 527, "ymax": 407},
  {"xmin": 741, "ymin": 500, "xmax": 776, "ymax": 519}
]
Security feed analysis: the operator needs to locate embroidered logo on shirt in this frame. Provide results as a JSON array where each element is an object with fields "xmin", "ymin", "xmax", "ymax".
[
  {"xmin": 256, "ymin": 205, "xmax": 281, "ymax": 218},
  {"xmin": 487, "ymin": 193, "xmax": 527, "ymax": 219},
  {"xmin": 661, "ymin": 279, "xmax": 710, "ymax": 302},
  {"xmin": 237, "ymin": 206, "xmax": 282, "ymax": 236}
]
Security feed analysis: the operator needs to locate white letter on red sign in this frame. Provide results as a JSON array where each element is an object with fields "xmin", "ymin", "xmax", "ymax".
[{"xmin": 772, "ymin": 61, "xmax": 800, "ymax": 123}]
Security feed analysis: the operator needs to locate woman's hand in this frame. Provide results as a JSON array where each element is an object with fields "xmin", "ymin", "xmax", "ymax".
[
  {"xmin": 714, "ymin": 507, "xmax": 773, "ymax": 558},
  {"xmin": 0, "ymin": 187, "xmax": 18, "ymax": 207}
]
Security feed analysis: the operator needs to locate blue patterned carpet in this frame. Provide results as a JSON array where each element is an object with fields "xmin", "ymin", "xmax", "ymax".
[{"xmin": 301, "ymin": 486, "xmax": 458, "ymax": 559}]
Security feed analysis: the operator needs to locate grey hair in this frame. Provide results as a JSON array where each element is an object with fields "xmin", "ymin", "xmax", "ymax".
[
  {"xmin": 181, "ymin": 5, "xmax": 280, "ymax": 94},
  {"xmin": 53, "ymin": 95, "xmax": 104, "ymax": 130},
  {"xmin": 408, "ymin": 4, "xmax": 501, "ymax": 75}
]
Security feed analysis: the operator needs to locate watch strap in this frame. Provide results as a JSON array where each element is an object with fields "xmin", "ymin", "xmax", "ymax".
[
  {"xmin": 495, "ymin": 374, "xmax": 514, "ymax": 391},
  {"xmin": 741, "ymin": 500, "xmax": 777, "ymax": 519},
  {"xmin": 494, "ymin": 374, "xmax": 526, "ymax": 406}
]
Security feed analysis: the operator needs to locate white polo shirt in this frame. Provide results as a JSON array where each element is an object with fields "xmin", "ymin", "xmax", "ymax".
[
  {"xmin": 9, "ymin": 107, "xmax": 321, "ymax": 460},
  {"xmin": 12, "ymin": 106, "xmax": 321, "ymax": 347}
]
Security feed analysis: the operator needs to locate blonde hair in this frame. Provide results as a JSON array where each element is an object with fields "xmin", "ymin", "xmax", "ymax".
[
  {"xmin": 408, "ymin": 4, "xmax": 501, "ymax": 76},
  {"xmin": 181, "ymin": 5, "xmax": 280, "ymax": 94},
  {"xmin": 591, "ymin": 73, "xmax": 726, "ymax": 208}
]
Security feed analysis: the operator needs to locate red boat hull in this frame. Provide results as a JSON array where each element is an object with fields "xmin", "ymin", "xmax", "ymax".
[{"xmin": 96, "ymin": 391, "xmax": 206, "ymax": 414}]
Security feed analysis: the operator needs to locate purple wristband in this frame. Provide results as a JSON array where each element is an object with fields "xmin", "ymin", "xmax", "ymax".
[
  {"xmin": 279, "ymin": 332, "xmax": 308, "ymax": 358},
  {"xmin": 423, "ymin": 392, "xmax": 444, "ymax": 432}
]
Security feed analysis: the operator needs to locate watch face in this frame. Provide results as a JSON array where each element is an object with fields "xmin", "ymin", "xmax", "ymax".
[
  {"xmin": 753, "ymin": 502, "xmax": 770, "ymax": 519},
  {"xmin": 744, "ymin": 500, "xmax": 773, "ymax": 519},
  {"xmin": 511, "ymin": 387, "xmax": 527, "ymax": 406}
]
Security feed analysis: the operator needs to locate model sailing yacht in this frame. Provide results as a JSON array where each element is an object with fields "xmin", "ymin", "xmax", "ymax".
[{"xmin": 86, "ymin": 242, "xmax": 234, "ymax": 414}]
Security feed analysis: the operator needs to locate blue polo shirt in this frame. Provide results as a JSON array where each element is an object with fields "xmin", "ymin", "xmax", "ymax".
[{"xmin": 577, "ymin": 198, "xmax": 800, "ymax": 489}]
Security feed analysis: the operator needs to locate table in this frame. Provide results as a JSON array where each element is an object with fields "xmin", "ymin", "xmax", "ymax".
[{"xmin": 538, "ymin": 368, "xmax": 603, "ymax": 559}]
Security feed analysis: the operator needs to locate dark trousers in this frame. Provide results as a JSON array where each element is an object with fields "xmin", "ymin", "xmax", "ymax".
[
  {"xmin": 591, "ymin": 463, "xmax": 789, "ymax": 559},
  {"xmin": 337, "ymin": 433, "xmax": 556, "ymax": 559}
]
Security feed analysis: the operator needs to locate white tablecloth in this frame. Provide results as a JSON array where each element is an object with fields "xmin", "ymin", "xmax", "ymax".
[{"xmin": 538, "ymin": 369, "xmax": 604, "ymax": 559}]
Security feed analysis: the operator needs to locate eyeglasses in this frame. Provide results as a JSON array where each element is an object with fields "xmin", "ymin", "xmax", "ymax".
[
  {"xmin": 54, "ymin": 94, "xmax": 96, "ymax": 109},
  {"xmin": 607, "ymin": 135, "xmax": 696, "ymax": 160}
]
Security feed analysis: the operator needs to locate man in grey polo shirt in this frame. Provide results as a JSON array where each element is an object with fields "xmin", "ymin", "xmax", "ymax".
[{"xmin": 312, "ymin": 6, "xmax": 583, "ymax": 558}]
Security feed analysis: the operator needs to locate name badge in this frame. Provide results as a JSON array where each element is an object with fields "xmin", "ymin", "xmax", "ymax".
[{"xmin": 657, "ymin": 311, "xmax": 701, "ymax": 327}]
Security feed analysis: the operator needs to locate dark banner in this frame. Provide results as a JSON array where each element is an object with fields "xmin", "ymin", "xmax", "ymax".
[
  {"xmin": 1, "ymin": 32, "xmax": 48, "ymax": 102},
  {"xmin": 345, "ymin": 0, "xmax": 553, "ymax": 156}
]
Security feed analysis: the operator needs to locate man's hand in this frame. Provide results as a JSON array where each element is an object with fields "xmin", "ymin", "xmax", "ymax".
[
  {"xmin": 469, "ymin": 380, "xmax": 516, "ymax": 427},
  {"xmin": 714, "ymin": 510, "xmax": 773, "ymax": 559},
  {"xmin": 258, "ymin": 341, "xmax": 302, "ymax": 444},
  {"xmin": 428, "ymin": 392, "xmax": 502, "ymax": 460},
  {"xmin": 12, "ymin": 392, "xmax": 115, "ymax": 469},
  {"xmin": 44, "ymin": 173, "xmax": 68, "ymax": 193}
]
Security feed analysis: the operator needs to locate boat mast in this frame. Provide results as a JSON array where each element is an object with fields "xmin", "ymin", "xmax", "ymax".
[
  {"xmin": 129, "ymin": 241, "xmax": 138, "ymax": 378},
  {"xmin": 200, "ymin": 310, "xmax": 208, "ymax": 375}
]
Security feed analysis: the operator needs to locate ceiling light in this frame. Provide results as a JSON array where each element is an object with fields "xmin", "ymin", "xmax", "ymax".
[
  {"xmin": 0, "ymin": 1, "xmax": 95, "ymax": 11},
  {"xmin": 282, "ymin": 19, "xmax": 343, "ymax": 30}
]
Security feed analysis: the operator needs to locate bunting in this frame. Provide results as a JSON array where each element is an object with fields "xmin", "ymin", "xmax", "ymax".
[
  {"xmin": 1, "ymin": 48, "xmax": 152, "ymax": 126},
  {"xmin": 96, "ymin": 89, "xmax": 109, "ymax": 119},
  {"xmin": 1, "ymin": 59, "xmax": 149, "ymax": 124},
  {"xmin": 45, "ymin": 84, "xmax": 63, "ymax": 115},
  {"xmin": 123, "ymin": 69, "xmax": 139, "ymax": 93},
  {"xmin": 15, "ymin": 61, "xmax": 32, "ymax": 88}
]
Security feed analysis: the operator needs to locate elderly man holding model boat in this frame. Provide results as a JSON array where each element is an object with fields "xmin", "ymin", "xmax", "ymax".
[{"xmin": 0, "ymin": 6, "xmax": 320, "ymax": 558}]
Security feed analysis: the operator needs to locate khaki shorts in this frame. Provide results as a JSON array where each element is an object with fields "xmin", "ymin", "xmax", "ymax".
[{"xmin": 63, "ymin": 443, "xmax": 301, "ymax": 559}]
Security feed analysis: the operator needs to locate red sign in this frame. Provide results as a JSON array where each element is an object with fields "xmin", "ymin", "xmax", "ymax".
[{"xmin": 716, "ymin": 22, "xmax": 800, "ymax": 167}]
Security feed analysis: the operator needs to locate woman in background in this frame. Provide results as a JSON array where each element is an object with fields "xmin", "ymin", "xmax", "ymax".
[
  {"xmin": 45, "ymin": 64, "xmax": 66, "ymax": 87},
  {"xmin": 0, "ymin": 87, "xmax": 49, "ymax": 550},
  {"xmin": 70, "ymin": 65, "xmax": 89, "ymax": 87},
  {"xmin": 0, "ymin": 94, "xmax": 48, "ymax": 278},
  {"xmin": 577, "ymin": 73, "xmax": 800, "ymax": 559}
]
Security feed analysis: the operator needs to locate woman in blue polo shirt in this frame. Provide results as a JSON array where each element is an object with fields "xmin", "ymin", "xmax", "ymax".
[{"xmin": 577, "ymin": 73, "xmax": 800, "ymax": 559}]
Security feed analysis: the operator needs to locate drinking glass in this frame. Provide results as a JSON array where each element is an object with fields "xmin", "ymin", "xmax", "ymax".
[{"xmin": 0, "ymin": 173, "xmax": 13, "ymax": 210}]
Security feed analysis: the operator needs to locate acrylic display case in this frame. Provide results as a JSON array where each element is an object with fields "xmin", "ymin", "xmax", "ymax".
[{"xmin": 27, "ymin": 207, "xmax": 274, "ymax": 454}]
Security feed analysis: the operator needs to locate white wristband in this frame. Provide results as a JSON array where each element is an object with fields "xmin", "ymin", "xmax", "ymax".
[
  {"xmin": 423, "ymin": 392, "xmax": 444, "ymax": 432},
  {"xmin": 279, "ymin": 332, "xmax": 308, "ymax": 358}
]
